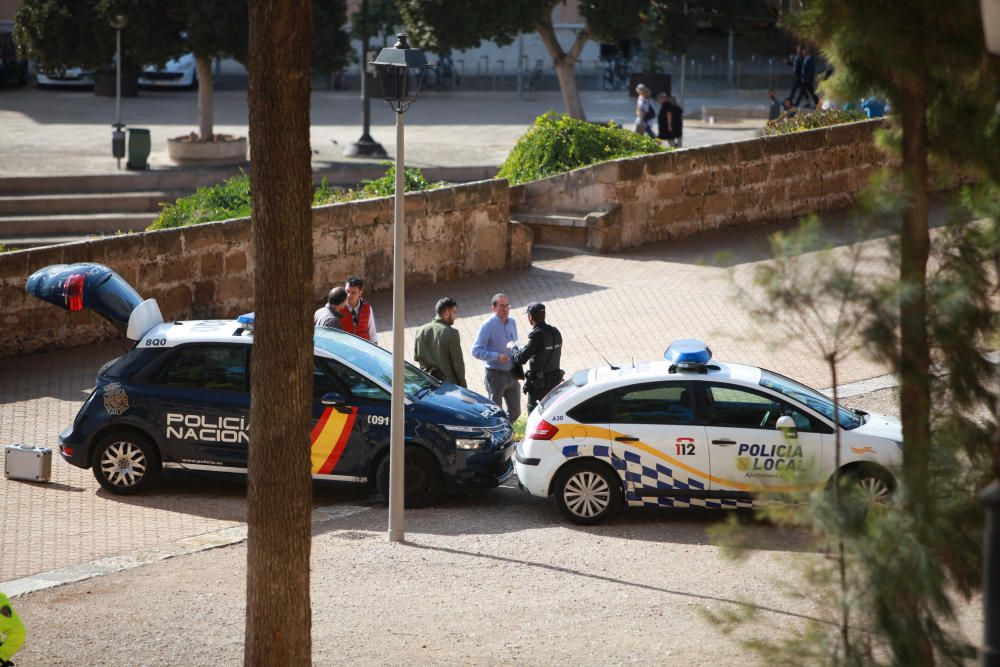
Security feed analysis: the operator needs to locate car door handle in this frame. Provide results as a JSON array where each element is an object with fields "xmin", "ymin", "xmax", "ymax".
[
  {"xmin": 614, "ymin": 436, "xmax": 639, "ymax": 442},
  {"xmin": 712, "ymin": 439, "xmax": 737, "ymax": 446}
]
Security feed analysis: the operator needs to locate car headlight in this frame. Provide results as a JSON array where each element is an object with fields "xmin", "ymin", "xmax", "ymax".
[{"xmin": 455, "ymin": 438, "xmax": 488, "ymax": 450}]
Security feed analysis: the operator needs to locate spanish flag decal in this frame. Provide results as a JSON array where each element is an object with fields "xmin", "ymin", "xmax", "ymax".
[{"xmin": 311, "ymin": 407, "xmax": 358, "ymax": 474}]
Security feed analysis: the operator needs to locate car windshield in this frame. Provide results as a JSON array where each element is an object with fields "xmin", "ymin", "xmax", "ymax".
[
  {"xmin": 313, "ymin": 327, "xmax": 436, "ymax": 399},
  {"xmin": 759, "ymin": 369, "xmax": 860, "ymax": 429}
]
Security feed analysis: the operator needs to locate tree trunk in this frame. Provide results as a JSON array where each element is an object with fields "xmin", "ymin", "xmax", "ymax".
[
  {"xmin": 244, "ymin": 0, "xmax": 314, "ymax": 664},
  {"xmin": 896, "ymin": 78, "xmax": 935, "ymax": 667},
  {"xmin": 196, "ymin": 56, "xmax": 214, "ymax": 141},
  {"xmin": 898, "ymin": 81, "xmax": 931, "ymax": 513},
  {"xmin": 534, "ymin": 8, "xmax": 590, "ymax": 120}
]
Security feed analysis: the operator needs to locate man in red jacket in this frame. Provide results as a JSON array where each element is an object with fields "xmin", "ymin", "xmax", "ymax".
[{"xmin": 339, "ymin": 276, "xmax": 379, "ymax": 344}]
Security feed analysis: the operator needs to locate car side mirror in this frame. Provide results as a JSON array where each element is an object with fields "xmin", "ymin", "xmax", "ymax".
[
  {"xmin": 775, "ymin": 415, "xmax": 797, "ymax": 436},
  {"xmin": 321, "ymin": 391, "xmax": 350, "ymax": 412}
]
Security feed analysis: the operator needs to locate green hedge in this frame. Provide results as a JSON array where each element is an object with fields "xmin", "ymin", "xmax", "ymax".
[
  {"xmin": 762, "ymin": 108, "xmax": 868, "ymax": 136},
  {"xmin": 148, "ymin": 165, "xmax": 438, "ymax": 231},
  {"xmin": 497, "ymin": 111, "xmax": 666, "ymax": 185}
]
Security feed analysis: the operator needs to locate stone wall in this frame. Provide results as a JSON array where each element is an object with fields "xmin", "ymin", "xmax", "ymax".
[
  {"xmin": 0, "ymin": 179, "xmax": 530, "ymax": 359},
  {"xmin": 510, "ymin": 119, "xmax": 894, "ymax": 252}
]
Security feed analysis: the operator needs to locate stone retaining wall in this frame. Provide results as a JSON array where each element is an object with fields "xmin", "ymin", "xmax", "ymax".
[
  {"xmin": 510, "ymin": 119, "xmax": 894, "ymax": 252},
  {"xmin": 0, "ymin": 179, "xmax": 529, "ymax": 359}
]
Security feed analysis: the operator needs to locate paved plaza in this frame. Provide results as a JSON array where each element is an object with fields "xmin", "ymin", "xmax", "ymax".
[
  {"xmin": 0, "ymin": 86, "xmax": 765, "ymax": 176},
  {"xmin": 0, "ymin": 210, "xmax": 900, "ymax": 586}
]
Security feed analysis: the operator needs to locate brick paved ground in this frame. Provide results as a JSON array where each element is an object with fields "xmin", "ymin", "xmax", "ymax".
[{"xmin": 0, "ymin": 209, "xmax": 896, "ymax": 583}]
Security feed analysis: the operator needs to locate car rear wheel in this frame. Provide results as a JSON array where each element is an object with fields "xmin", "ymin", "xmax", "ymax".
[
  {"xmin": 376, "ymin": 446, "xmax": 444, "ymax": 509},
  {"xmin": 553, "ymin": 460, "xmax": 622, "ymax": 525},
  {"xmin": 92, "ymin": 432, "xmax": 161, "ymax": 495}
]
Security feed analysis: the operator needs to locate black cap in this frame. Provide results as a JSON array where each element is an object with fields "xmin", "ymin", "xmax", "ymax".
[{"xmin": 526, "ymin": 302, "xmax": 545, "ymax": 316}]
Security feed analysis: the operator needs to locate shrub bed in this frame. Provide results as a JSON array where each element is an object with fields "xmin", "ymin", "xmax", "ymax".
[
  {"xmin": 497, "ymin": 111, "xmax": 666, "ymax": 185},
  {"xmin": 149, "ymin": 165, "xmax": 439, "ymax": 230},
  {"xmin": 762, "ymin": 108, "xmax": 868, "ymax": 136}
]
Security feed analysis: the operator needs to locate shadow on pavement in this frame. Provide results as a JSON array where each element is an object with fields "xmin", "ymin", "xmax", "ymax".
[
  {"xmin": 404, "ymin": 539, "xmax": 835, "ymax": 627},
  {"xmin": 579, "ymin": 195, "xmax": 957, "ymax": 269},
  {"xmin": 311, "ymin": 483, "xmax": 817, "ymax": 554}
]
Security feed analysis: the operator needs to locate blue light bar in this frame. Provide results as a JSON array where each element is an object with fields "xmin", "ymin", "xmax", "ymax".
[
  {"xmin": 664, "ymin": 339, "xmax": 712, "ymax": 368},
  {"xmin": 237, "ymin": 312, "xmax": 255, "ymax": 328}
]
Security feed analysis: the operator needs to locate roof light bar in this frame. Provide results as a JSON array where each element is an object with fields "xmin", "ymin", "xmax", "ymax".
[
  {"xmin": 664, "ymin": 339, "xmax": 712, "ymax": 370},
  {"xmin": 237, "ymin": 312, "xmax": 255, "ymax": 331}
]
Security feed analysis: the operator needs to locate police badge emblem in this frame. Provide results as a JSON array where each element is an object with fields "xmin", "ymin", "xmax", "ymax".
[
  {"xmin": 103, "ymin": 382, "xmax": 129, "ymax": 415},
  {"xmin": 736, "ymin": 456, "xmax": 750, "ymax": 472}
]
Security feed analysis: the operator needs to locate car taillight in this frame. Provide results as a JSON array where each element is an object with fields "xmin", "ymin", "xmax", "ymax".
[
  {"xmin": 63, "ymin": 273, "xmax": 85, "ymax": 312},
  {"xmin": 528, "ymin": 419, "xmax": 558, "ymax": 441}
]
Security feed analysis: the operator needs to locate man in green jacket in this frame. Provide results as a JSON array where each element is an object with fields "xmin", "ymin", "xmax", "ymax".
[
  {"xmin": 414, "ymin": 297, "xmax": 467, "ymax": 388},
  {"xmin": 0, "ymin": 592, "xmax": 25, "ymax": 666}
]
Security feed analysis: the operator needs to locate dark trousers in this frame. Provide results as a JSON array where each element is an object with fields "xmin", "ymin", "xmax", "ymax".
[
  {"xmin": 525, "ymin": 375, "xmax": 563, "ymax": 416},
  {"xmin": 794, "ymin": 80, "xmax": 818, "ymax": 107}
]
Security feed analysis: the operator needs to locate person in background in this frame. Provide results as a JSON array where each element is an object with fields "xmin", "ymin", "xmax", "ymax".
[
  {"xmin": 339, "ymin": 276, "xmax": 378, "ymax": 344},
  {"xmin": 796, "ymin": 46, "xmax": 819, "ymax": 108},
  {"xmin": 634, "ymin": 84, "xmax": 656, "ymax": 138},
  {"xmin": 472, "ymin": 293, "xmax": 521, "ymax": 423},
  {"xmin": 782, "ymin": 97, "xmax": 798, "ymax": 118},
  {"xmin": 768, "ymin": 89, "xmax": 782, "ymax": 121},
  {"xmin": 667, "ymin": 95, "xmax": 684, "ymax": 147},
  {"xmin": 656, "ymin": 92, "xmax": 674, "ymax": 143},
  {"xmin": 313, "ymin": 286, "xmax": 348, "ymax": 330},
  {"xmin": 414, "ymin": 297, "xmax": 467, "ymax": 388},
  {"xmin": 786, "ymin": 45, "xmax": 805, "ymax": 105}
]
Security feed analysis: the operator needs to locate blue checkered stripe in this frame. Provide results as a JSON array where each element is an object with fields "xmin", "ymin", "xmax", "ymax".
[{"xmin": 561, "ymin": 444, "xmax": 755, "ymax": 510}]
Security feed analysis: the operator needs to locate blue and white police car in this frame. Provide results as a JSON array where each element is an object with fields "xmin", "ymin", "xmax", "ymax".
[
  {"xmin": 26, "ymin": 263, "xmax": 514, "ymax": 506},
  {"xmin": 514, "ymin": 340, "xmax": 903, "ymax": 524}
]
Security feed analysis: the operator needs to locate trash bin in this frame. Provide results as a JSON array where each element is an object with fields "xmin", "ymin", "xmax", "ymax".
[{"xmin": 127, "ymin": 128, "xmax": 151, "ymax": 170}]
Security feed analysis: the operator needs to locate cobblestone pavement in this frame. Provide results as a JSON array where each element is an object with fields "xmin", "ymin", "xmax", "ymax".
[{"xmin": 0, "ymin": 210, "xmax": 901, "ymax": 584}]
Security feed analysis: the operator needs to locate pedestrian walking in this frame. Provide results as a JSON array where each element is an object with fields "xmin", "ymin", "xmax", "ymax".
[
  {"xmin": 471, "ymin": 293, "xmax": 521, "ymax": 423},
  {"xmin": 667, "ymin": 95, "xmax": 684, "ymax": 147},
  {"xmin": 767, "ymin": 88, "xmax": 781, "ymax": 121},
  {"xmin": 0, "ymin": 592, "xmax": 26, "ymax": 667},
  {"xmin": 795, "ymin": 46, "xmax": 819, "ymax": 107},
  {"xmin": 508, "ymin": 302, "xmax": 563, "ymax": 415},
  {"xmin": 414, "ymin": 297, "xmax": 467, "ymax": 388},
  {"xmin": 634, "ymin": 84, "xmax": 656, "ymax": 138},
  {"xmin": 313, "ymin": 286, "xmax": 348, "ymax": 330},
  {"xmin": 786, "ymin": 45, "xmax": 804, "ymax": 105},
  {"xmin": 656, "ymin": 92, "xmax": 673, "ymax": 143},
  {"xmin": 339, "ymin": 276, "xmax": 379, "ymax": 344}
]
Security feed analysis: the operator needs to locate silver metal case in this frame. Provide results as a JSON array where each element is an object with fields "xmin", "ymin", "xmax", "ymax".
[{"xmin": 4, "ymin": 444, "xmax": 52, "ymax": 482}]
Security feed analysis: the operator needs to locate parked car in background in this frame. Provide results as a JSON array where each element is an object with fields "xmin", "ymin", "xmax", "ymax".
[
  {"xmin": 0, "ymin": 30, "xmax": 28, "ymax": 88},
  {"xmin": 139, "ymin": 53, "xmax": 197, "ymax": 89},
  {"xmin": 36, "ymin": 67, "xmax": 95, "ymax": 89}
]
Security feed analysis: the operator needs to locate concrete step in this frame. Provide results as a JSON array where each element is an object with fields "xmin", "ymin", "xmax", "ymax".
[
  {"xmin": 512, "ymin": 212, "xmax": 591, "ymax": 250},
  {"xmin": 0, "ymin": 213, "xmax": 156, "ymax": 236},
  {"xmin": 0, "ymin": 234, "xmax": 98, "ymax": 250},
  {"xmin": 0, "ymin": 191, "xmax": 183, "ymax": 216}
]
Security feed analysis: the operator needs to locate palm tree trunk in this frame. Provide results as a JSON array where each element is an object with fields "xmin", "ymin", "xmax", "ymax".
[{"xmin": 244, "ymin": 0, "xmax": 315, "ymax": 663}]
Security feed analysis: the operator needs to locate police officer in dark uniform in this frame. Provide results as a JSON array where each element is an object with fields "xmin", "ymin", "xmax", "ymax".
[{"xmin": 507, "ymin": 302, "xmax": 564, "ymax": 415}]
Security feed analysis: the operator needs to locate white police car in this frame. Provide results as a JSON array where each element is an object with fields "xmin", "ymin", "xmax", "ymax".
[
  {"xmin": 514, "ymin": 340, "xmax": 903, "ymax": 524},
  {"xmin": 26, "ymin": 263, "xmax": 515, "ymax": 506}
]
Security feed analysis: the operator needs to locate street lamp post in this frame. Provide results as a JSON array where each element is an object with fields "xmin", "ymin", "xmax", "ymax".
[
  {"xmin": 344, "ymin": 0, "xmax": 387, "ymax": 158},
  {"xmin": 110, "ymin": 15, "xmax": 127, "ymax": 170},
  {"xmin": 371, "ymin": 33, "xmax": 429, "ymax": 544}
]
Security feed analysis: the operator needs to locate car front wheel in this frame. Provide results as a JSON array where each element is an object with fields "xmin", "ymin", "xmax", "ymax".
[
  {"xmin": 92, "ymin": 432, "xmax": 161, "ymax": 494},
  {"xmin": 553, "ymin": 460, "xmax": 623, "ymax": 525},
  {"xmin": 376, "ymin": 446, "xmax": 444, "ymax": 508}
]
